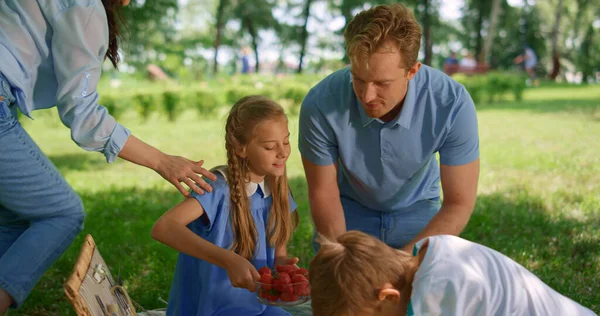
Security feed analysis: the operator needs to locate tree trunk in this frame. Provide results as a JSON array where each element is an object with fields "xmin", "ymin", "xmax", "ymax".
[
  {"xmin": 422, "ymin": 0, "xmax": 432, "ymax": 65},
  {"xmin": 481, "ymin": 0, "xmax": 501, "ymax": 65},
  {"xmin": 245, "ymin": 17, "xmax": 260, "ymax": 73},
  {"xmin": 474, "ymin": 1, "xmax": 485, "ymax": 61},
  {"xmin": 580, "ymin": 24, "xmax": 594, "ymax": 82},
  {"xmin": 549, "ymin": 0, "xmax": 564, "ymax": 80},
  {"xmin": 297, "ymin": 0, "xmax": 313, "ymax": 74},
  {"xmin": 341, "ymin": 6, "xmax": 353, "ymax": 64},
  {"xmin": 212, "ymin": 0, "xmax": 228, "ymax": 75}
]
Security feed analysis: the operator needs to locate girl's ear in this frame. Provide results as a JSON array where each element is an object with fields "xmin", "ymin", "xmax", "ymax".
[
  {"xmin": 235, "ymin": 145, "xmax": 247, "ymax": 159},
  {"xmin": 377, "ymin": 283, "xmax": 401, "ymax": 303}
]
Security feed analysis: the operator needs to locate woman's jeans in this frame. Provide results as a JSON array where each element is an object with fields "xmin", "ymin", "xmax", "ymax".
[{"xmin": 0, "ymin": 74, "xmax": 85, "ymax": 308}]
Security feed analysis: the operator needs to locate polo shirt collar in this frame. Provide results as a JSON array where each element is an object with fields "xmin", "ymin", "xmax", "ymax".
[{"xmin": 352, "ymin": 77, "xmax": 417, "ymax": 129}]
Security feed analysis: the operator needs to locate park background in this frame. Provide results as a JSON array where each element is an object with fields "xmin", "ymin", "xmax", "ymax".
[{"xmin": 7, "ymin": 0, "xmax": 600, "ymax": 314}]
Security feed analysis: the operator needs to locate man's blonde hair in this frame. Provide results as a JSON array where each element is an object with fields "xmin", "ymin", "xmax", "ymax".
[
  {"xmin": 344, "ymin": 4, "xmax": 422, "ymax": 70},
  {"xmin": 309, "ymin": 231, "xmax": 413, "ymax": 316}
]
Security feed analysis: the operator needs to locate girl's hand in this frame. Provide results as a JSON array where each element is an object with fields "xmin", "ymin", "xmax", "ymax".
[
  {"xmin": 225, "ymin": 254, "xmax": 261, "ymax": 292},
  {"xmin": 274, "ymin": 256, "xmax": 299, "ymax": 268},
  {"xmin": 155, "ymin": 154, "xmax": 217, "ymax": 197}
]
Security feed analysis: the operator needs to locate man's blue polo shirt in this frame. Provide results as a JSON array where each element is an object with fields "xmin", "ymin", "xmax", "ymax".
[{"xmin": 298, "ymin": 65, "xmax": 479, "ymax": 213}]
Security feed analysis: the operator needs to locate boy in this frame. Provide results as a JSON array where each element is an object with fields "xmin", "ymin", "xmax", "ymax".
[{"xmin": 309, "ymin": 231, "xmax": 596, "ymax": 316}]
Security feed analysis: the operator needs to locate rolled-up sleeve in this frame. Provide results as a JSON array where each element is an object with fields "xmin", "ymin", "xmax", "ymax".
[
  {"xmin": 439, "ymin": 86, "xmax": 480, "ymax": 166},
  {"xmin": 298, "ymin": 90, "xmax": 338, "ymax": 166},
  {"xmin": 51, "ymin": 2, "xmax": 130, "ymax": 163}
]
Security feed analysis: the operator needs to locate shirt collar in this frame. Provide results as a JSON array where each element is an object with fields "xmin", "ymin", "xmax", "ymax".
[
  {"xmin": 245, "ymin": 180, "xmax": 271, "ymax": 198},
  {"xmin": 214, "ymin": 166, "xmax": 271, "ymax": 199},
  {"xmin": 351, "ymin": 74, "xmax": 417, "ymax": 129}
]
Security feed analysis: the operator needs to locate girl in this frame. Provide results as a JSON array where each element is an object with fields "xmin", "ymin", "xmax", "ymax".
[
  {"xmin": 0, "ymin": 0, "xmax": 216, "ymax": 312},
  {"xmin": 152, "ymin": 96, "xmax": 299, "ymax": 316}
]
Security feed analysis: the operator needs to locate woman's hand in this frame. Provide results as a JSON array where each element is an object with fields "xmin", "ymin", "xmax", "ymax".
[
  {"xmin": 117, "ymin": 135, "xmax": 217, "ymax": 197},
  {"xmin": 155, "ymin": 154, "xmax": 217, "ymax": 197},
  {"xmin": 225, "ymin": 254, "xmax": 261, "ymax": 292}
]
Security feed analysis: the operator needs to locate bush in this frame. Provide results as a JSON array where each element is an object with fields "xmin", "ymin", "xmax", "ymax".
[
  {"xmin": 452, "ymin": 72, "xmax": 528, "ymax": 105},
  {"xmin": 279, "ymin": 84, "xmax": 310, "ymax": 115},
  {"xmin": 225, "ymin": 86, "xmax": 258, "ymax": 105},
  {"xmin": 134, "ymin": 93, "xmax": 156, "ymax": 122},
  {"xmin": 192, "ymin": 89, "xmax": 223, "ymax": 118},
  {"xmin": 162, "ymin": 91, "xmax": 181, "ymax": 122}
]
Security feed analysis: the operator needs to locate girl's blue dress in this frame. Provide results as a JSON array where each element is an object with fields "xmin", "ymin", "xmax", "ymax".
[{"xmin": 166, "ymin": 172, "xmax": 297, "ymax": 316}]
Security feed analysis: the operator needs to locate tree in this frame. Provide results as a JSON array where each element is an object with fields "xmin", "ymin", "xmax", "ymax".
[
  {"xmin": 233, "ymin": 0, "xmax": 279, "ymax": 73},
  {"xmin": 297, "ymin": 0, "xmax": 315, "ymax": 73},
  {"xmin": 213, "ymin": 0, "xmax": 229, "ymax": 75},
  {"xmin": 328, "ymin": 0, "xmax": 414, "ymax": 62},
  {"xmin": 120, "ymin": 0, "xmax": 179, "ymax": 70},
  {"xmin": 549, "ymin": 0, "xmax": 564, "ymax": 80},
  {"xmin": 481, "ymin": 0, "xmax": 502, "ymax": 65},
  {"xmin": 421, "ymin": 0, "xmax": 433, "ymax": 65}
]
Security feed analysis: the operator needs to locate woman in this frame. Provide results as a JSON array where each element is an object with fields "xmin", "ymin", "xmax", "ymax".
[{"xmin": 0, "ymin": 0, "xmax": 216, "ymax": 312}]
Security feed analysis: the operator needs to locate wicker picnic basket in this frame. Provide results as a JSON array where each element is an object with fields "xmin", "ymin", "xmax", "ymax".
[{"xmin": 64, "ymin": 234, "xmax": 136, "ymax": 316}]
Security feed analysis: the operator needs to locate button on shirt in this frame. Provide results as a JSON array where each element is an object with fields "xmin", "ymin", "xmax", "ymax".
[
  {"xmin": 0, "ymin": 0, "xmax": 130, "ymax": 162},
  {"xmin": 298, "ymin": 65, "xmax": 479, "ymax": 212}
]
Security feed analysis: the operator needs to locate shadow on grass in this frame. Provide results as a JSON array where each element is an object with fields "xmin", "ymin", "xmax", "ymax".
[
  {"xmin": 9, "ymin": 182, "xmax": 599, "ymax": 315},
  {"xmin": 476, "ymin": 98, "xmax": 600, "ymax": 118},
  {"xmin": 48, "ymin": 153, "xmax": 108, "ymax": 174}
]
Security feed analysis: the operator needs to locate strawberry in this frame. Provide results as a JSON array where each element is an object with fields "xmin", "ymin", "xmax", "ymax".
[
  {"xmin": 258, "ymin": 266, "xmax": 272, "ymax": 276},
  {"xmin": 291, "ymin": 274, "xmax": 307, "ymax": 283},
  {"xmin": 266, "ymin": 292, "xmax": 280, "ymax": 301},
  {"xmin": 259, "ymin": 274, "xmax": 273, "ymax": 290},
  {"xmin": 296, "ymin": 268, "xmax": 308, "ymax": 276},
  {"xmin": 275, "ymin": 264, "xmax": 296, "ymax": 275},
  {"xmin": 277, "ymin": 272, "xmax": 291, "ymax": 284}
]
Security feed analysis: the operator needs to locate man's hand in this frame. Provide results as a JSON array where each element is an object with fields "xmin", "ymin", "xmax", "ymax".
[{"xmin": 402, "ymin": 158, "xmax": 480, "ymax": 252}]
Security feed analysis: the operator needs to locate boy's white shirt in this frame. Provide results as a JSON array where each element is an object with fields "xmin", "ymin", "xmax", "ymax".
[{"xmin": 410, "ymin": 235, "xmax": 596, "ymax": 316}]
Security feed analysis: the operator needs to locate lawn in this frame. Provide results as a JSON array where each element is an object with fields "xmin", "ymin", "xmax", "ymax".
[{"xmin": 7, "ymin": 83, "xmax": 600, "ymax": 315}]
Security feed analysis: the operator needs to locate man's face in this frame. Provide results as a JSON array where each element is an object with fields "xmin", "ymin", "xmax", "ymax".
[{"xmin": 350, "ymin": 47, "xmax": 420, "ymax": 122}]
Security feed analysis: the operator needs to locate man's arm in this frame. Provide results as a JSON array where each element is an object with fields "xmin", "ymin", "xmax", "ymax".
[
  {"xmin": 400, "ymin": 158, "xmax": 480, "ymax": 253},
  {"xmin": 302, "ymin": 157, "xmax": 346, "ymax": 240}
]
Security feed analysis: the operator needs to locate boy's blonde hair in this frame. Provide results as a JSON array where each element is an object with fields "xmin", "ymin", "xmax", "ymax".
[
  {"xmin": 344, "ymin": 4, "xmax": 422, "ymax": 70},
  {"xmin": 309, "ymin": 231, "xmax": 413, "ymax": 316},
  {"xmin": 225, "ymin": 95, "xmax": 297, "ymax": 260}
]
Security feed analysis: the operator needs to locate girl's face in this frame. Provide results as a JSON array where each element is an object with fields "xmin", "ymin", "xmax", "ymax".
[
  {"xmin": 122, "ymin": 0, "xmax": 130, "ymax": 6},
  {"xmin": 240, "ymin": 117, "xmax": 291, "ymax": 183}
]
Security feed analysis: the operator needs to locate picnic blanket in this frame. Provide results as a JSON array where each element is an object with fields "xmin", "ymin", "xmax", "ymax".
[{"xmin": 136, "ymin": 304, "xmax": 312, "ymax": 316}]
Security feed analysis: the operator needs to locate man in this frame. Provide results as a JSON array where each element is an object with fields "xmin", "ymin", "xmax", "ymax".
[{"xmin": 298, "ymin": 4, "xmax": 480, "ymax": 253}]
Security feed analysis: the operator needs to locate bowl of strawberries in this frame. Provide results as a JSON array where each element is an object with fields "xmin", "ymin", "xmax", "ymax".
[{"xmin": 256, "ymin": 264, "xmax": 310, "ymax": 306}]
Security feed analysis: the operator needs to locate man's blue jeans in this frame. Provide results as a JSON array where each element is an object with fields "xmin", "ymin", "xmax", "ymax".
[
  {"xmin": 313, "ymin": 196, "xmax": 440, "ymax": 251},
  {"xmin": 0, "ymin": 73, "xmax": 85, "ymax": 308}
]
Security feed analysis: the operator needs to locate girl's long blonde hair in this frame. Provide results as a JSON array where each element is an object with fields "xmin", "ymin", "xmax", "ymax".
[{"xmin": 224, "ymin": 95, "xmax": 297, "ymax": 259}]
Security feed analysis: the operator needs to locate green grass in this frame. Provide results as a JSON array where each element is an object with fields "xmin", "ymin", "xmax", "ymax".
[{"xmin": 7, "ymin": 84, "xmax": 600, "ymax": 315}]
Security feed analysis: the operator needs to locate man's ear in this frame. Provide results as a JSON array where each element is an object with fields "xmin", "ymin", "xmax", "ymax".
[
  {"xmin": 377, "ymin": 283, "xmax": 401, "ymax": 303},
  {"xmin": 407, "ymin": 62, "xmax": 421, "ymax": 81}
]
